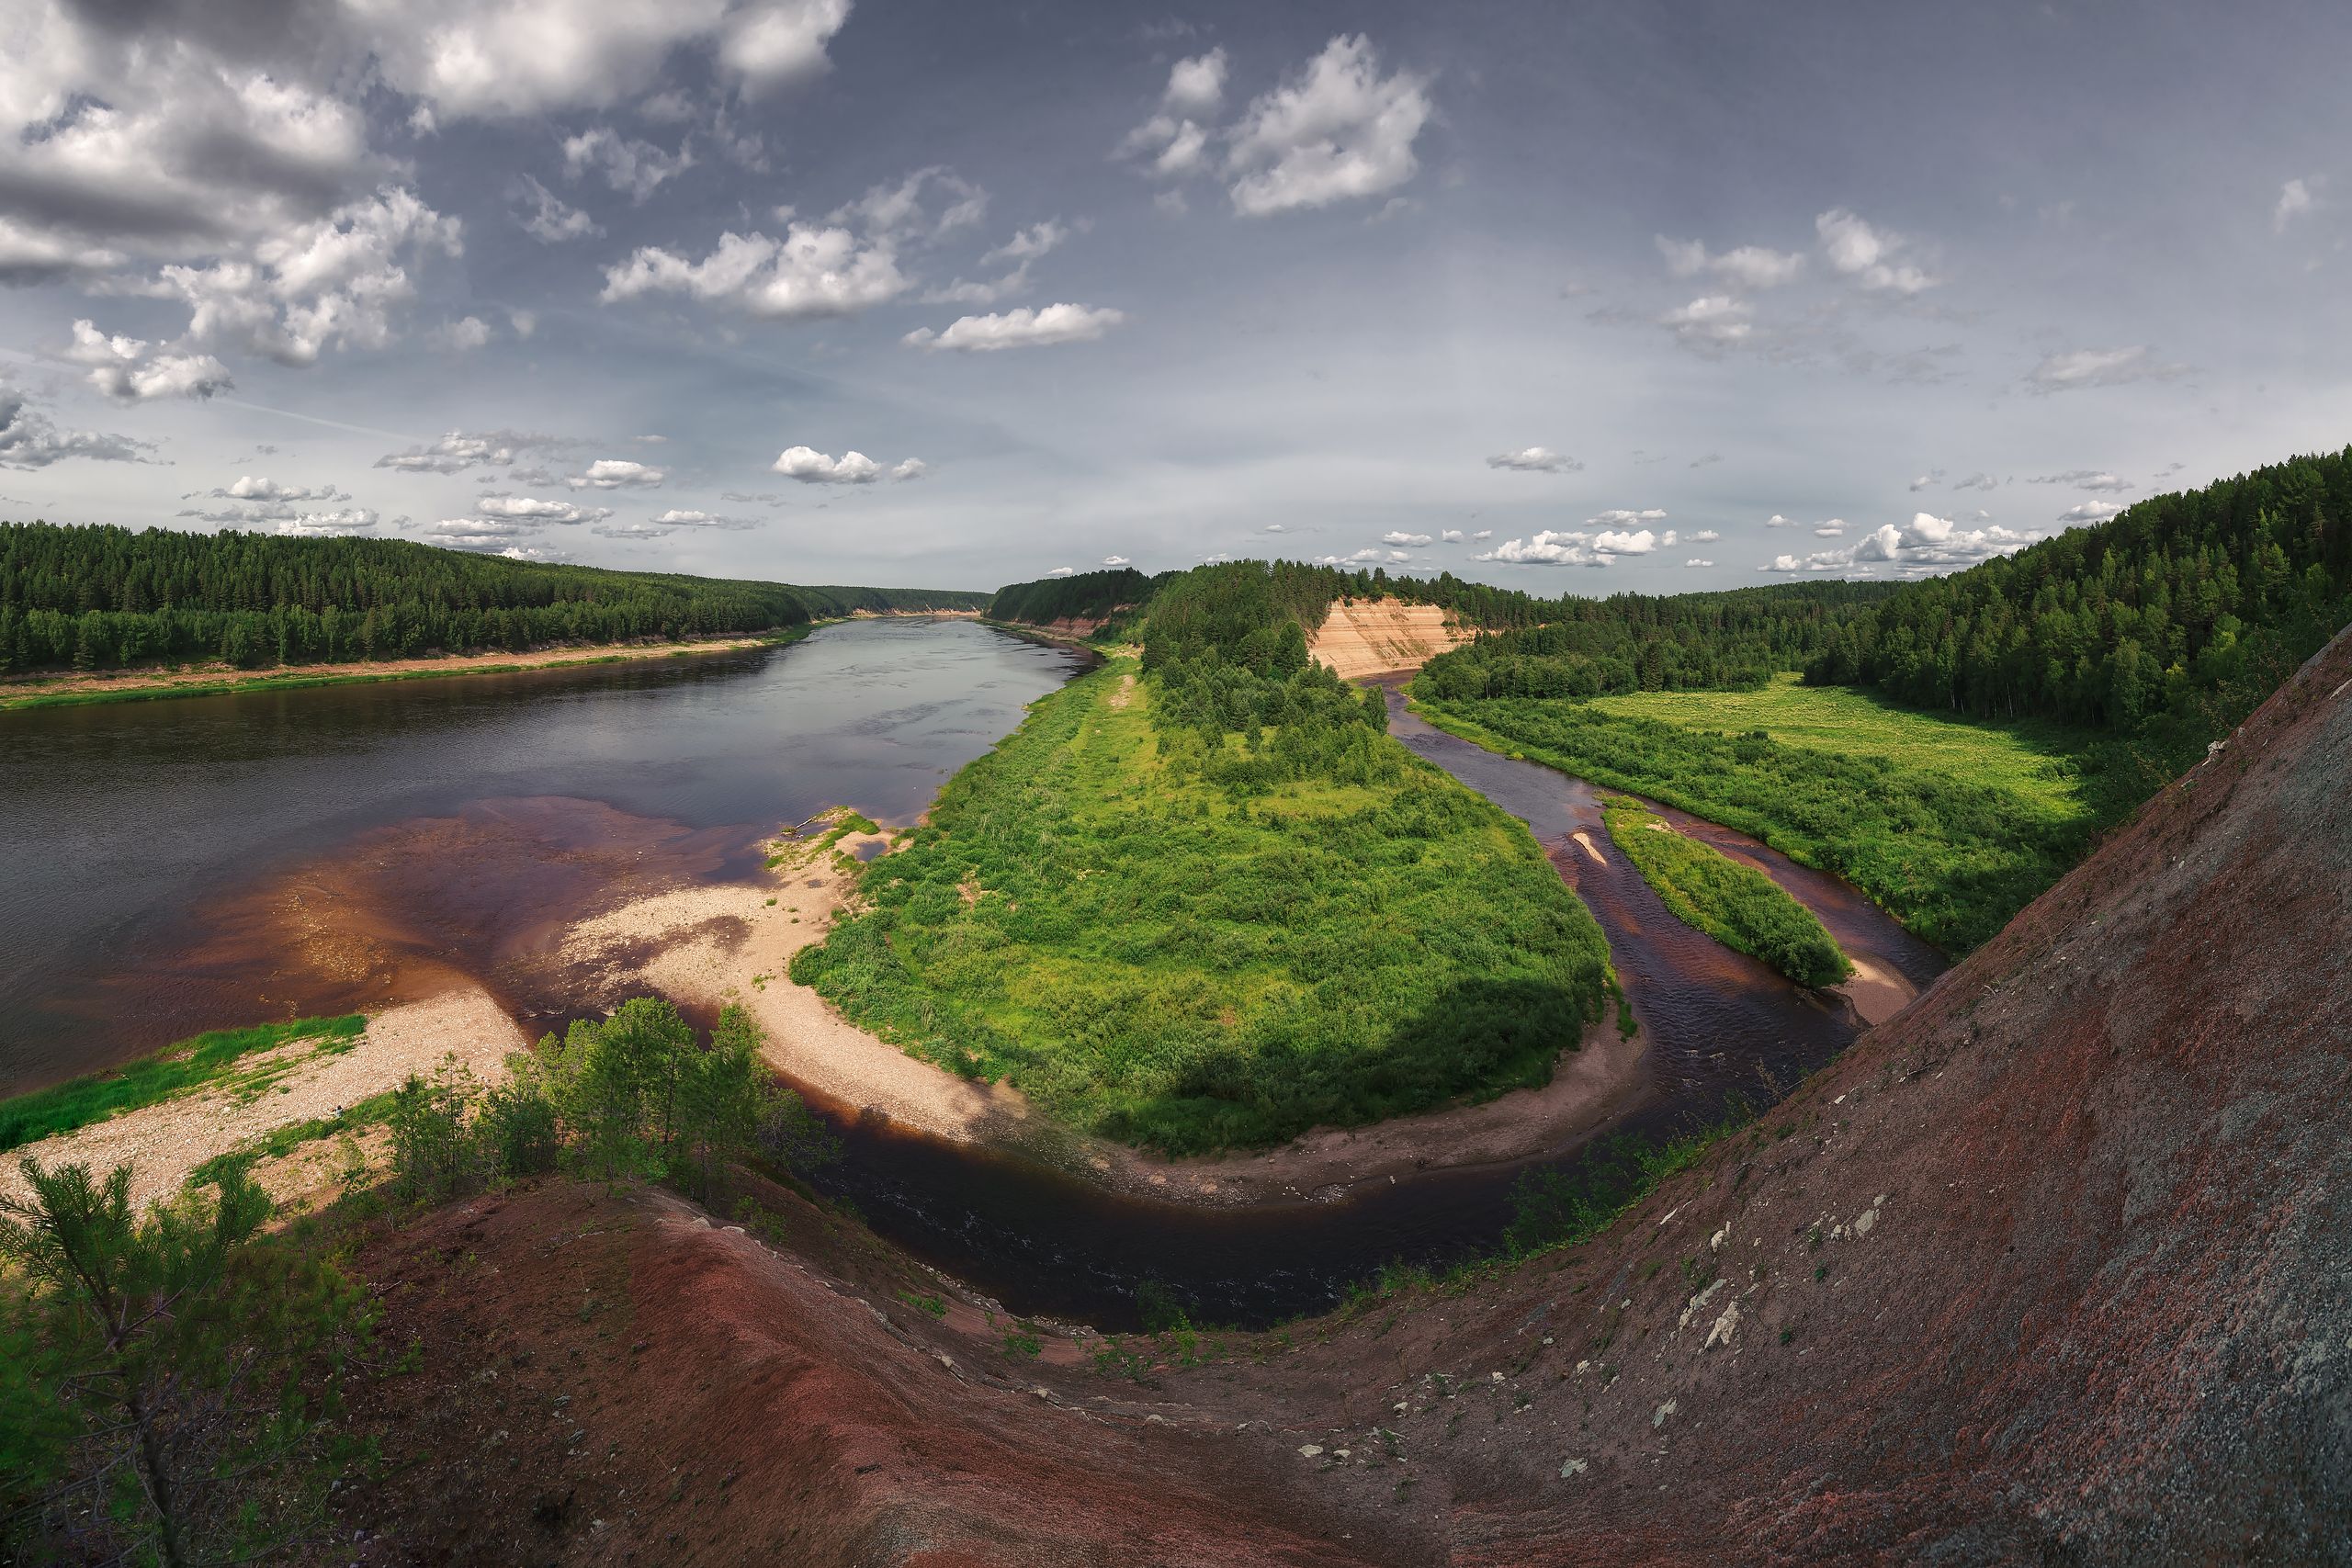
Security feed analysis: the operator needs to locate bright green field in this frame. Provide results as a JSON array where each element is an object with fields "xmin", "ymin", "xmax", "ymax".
[
  {"xmin": 791, "ymin": 659, "xmax": 1619, "ymax": 1155},
  {"xmin": 1585, "ymin": 675, "xmax": 2095, "ymax": 826},
  {"xmin": 1413, "ymin": 674, "xmax": 2109, "ymax": 954},
  {"xmin": 0, "ymin": 1015, "xmax": 368, "ymax": 1153}
]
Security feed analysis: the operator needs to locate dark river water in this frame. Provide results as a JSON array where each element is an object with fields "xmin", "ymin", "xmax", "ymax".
[{"xmin": 0, "ymin": 620, "xmax": 1943, "ymax": 1329}]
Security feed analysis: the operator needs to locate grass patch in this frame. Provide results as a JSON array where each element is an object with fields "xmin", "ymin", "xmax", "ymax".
[
  {"xmin": 791, "ymin": 658, "xmax": 1617, "ymax": 1155},
  {"xmin": 187, "ymin": 1090, "xmax": 401, "ymax": 1190},
  {"xmin": 1413, "ymin": 673, "xmax": 2108, "ymax": 953},
  {"xmin": 1599, "ymin": 796, "xmax": 1850, "ymax": 987},
  {"xmin": 0, "ymin": 1015, "xmax": 368, "ymax": 1153}
]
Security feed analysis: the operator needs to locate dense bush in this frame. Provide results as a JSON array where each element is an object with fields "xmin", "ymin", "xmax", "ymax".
[{"xmin": 1600, "ymin": 797, "xmax": 1850, "ymax": 987}]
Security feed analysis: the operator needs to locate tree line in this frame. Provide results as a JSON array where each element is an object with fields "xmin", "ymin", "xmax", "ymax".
[
  {"xmin": 1806, "ymin": 450, "xmax": 2352, "ymax": 750},
  {"xmin": 0, "ymin": 524, "xmax": 988, "ymax": 674}
]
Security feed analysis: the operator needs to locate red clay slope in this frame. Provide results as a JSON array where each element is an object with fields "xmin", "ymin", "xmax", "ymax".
[{"xmin": 335, "ymin": 628, "xmax": 2352, "ymax": 1567}]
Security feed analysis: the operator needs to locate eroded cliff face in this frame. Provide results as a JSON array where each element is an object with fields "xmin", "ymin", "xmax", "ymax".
[
  {"xmin": 334, "ymin": 630, "xmax": 2352, "ymax": 1567},
  {"xmin": 1307, "ymin": 600, "xmax": 1470, "ymax": 680}
]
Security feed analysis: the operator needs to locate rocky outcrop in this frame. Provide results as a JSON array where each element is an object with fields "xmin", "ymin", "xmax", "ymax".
[{"xmin": 1307, "ymin": 600, "xmax": 1469, "ymax": 680}]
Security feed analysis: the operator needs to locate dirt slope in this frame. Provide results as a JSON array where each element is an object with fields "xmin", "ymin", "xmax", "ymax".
[
  {"xmin": 1308, "ymin": 600, "xmax": 1469, "ymax": 679},
  {"xmin": 335, "ymin": 629, "xmax": 2352, "ymax": 1566}
]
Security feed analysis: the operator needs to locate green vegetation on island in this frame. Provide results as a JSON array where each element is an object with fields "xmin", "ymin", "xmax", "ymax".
[
  {"xmin": 0, "ymin": 523, "xmax": 987, "ymax": 676},
  {"xmin": 0, "ymin": 1014, "xmax": 368, "ymax": 1154},
  {"xmin": 1598, "ymin": 795, "xmax": 1850, "ymax": 988},
  {"xmin": 794, "ymin": 563, "xmax": 1619, "ymax": 1155}
]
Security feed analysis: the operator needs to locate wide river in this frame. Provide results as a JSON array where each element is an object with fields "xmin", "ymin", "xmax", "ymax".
[{"xmin": 0, "ymin": 618, "xmax": 1941, "ymax": 1327}]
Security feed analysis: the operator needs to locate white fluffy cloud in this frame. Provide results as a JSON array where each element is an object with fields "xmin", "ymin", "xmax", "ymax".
[
  {"xmin": 1761, "ymin": 512, "xmax": 2040, "ymax": 576},
  {"xmin": 66, "ymin": 321, "xmax": 232, "ymax": 402},
  {"xmin": 1683, "ymin": 558, "xmax": 1713, "ymax": 568},
  {"xmin": 568, "ymin": 459, "xmax": 664, "ymax": 489},
  {"xmin": 1118, "ymin": 51, "xmax": 1229, "ymax": 180},
  {"xmin": 1660, "ymin": 294, "xmax": 1752, "ymax": 348},
  {"xmin": 0, "ymin": 384, "xmax": 147, "ymax": 468},
  {"xmin": 1475, "ymin": 530, "xmax": 1605, "ymax": 567},
  {"xmin": 903, "ymin": 303, "xmax": 1125, "ymax": 352},
  {"xmin": 1815, "ymin": 209, "xmax": 1937, "ymax": 294},
  {"xmin": 477, "ymin": 495, "xmax": 611, "ymax": 523},
  {"xmin": 2025, "ymin": 345, "xmax": 2190, "ymax": 393},
  {"xmin": 829, "ymin": 166, "xmax": 987, "ymax": 243},
  {"xmin": 1226, "ymin": 35, "xmax": 1430, "ymax": 217},
  {"xmin": 349, "ymin": 0, "xmax": 850, "ymax": 119},
  {"xmin": 205, "ymin": 477, "xmax": 347, "ymax": 503},
  {"xmin": 1591, "ymin": 528, "xmax": 1658, "ymax": 555},
  {"xmin": 2057, "ymin": 501, "xmax": 2124, "ymax": 524},
  {"xmin": 429, "ymin": 315, "xmax": 492, "ymax": 352},
  {"xmin": 1380, "ymin": 531, "xmax": 1432, "ymax": 547},
  {"xmin": 764, "ymin": 448, "xmax": 926, "ymax": 484},
  {"xmin": 2030, "ymin": 469, "xmax": 2129, "ymax": 491},
  {"xmin": 276, "ymin": 508, "xmax": 379, "ymax": 536},
  {"xmin": 2275, "ymin": 176, "xmax": 2318, "ymax": 233},
  {"xmin": 1589, "ymin": 508, "xmax": 1668, "ymax": 528},
  {"xmin": 601, "ymin": 224, "xmax": 907, "ymax": 319},
  {"xmin": 1487, "ymin": 446, "xmax": 1579, "ymax": 473},
  {"xmin": 1657, "ymin": 237, "xmax": 1805, "ymax": 289},
  {"xmin": 1689, "ymin": 529, "xmax": 1721, "ymax": 543}
]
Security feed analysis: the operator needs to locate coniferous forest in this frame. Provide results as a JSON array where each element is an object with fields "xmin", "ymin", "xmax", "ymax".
[{"xmin": 0, "ymin": 524, "xmax": 989, "ymax": 674}]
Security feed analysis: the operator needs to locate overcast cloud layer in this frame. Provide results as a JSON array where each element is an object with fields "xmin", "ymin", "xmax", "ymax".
[{"xmin": 1, "ymin": 0, "xmax": 2346, "ymax": 591}]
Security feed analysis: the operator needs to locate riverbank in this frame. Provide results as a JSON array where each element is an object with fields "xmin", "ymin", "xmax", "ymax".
[
  {"xmin": 0, "ymin": 987, "xmax": 524, "ymax": 1211},
  {"xmin": 551, "ymin": 809, "xmax": 1655, "ymax": 1208},
  {"xmin": 0, "ymin": 630, "xmax": 813, "ymax": 711}
]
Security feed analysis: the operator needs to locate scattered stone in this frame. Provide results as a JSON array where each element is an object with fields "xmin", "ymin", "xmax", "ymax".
[
  {"xmin": 1560, "ymin": 1457, "xmax": 1589, "ymax": 1479},
  {"xmin": 1653, "ymin": 1399, "xmax": 1678, "ymax": 1428},
  {"xmin": 1298, "ymin": 1445, "xmax": 1324, "ymax": 1459}
]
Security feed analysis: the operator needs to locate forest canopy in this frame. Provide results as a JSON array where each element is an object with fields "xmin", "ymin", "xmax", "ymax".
[{"xmin": 0, "ymin": 524, "xmax": 987, "ymax": 673}]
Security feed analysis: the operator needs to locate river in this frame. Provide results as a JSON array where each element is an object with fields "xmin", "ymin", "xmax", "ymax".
[{"xmin": 0, "ymin": 619, "xmax": 1942, "ymax": 1328}]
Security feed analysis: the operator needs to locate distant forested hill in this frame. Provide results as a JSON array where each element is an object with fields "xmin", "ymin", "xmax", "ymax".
[
  {"xmin": 1810, "ymin": 449, "xmax": 2352, "ymax": 738},
  {"xmin": 987, "ymin": 567, "xmax": 1170, "ymax": 628},
  {"xmin": 0, "ymin": 524, "xmax": 986, "ymax": 672}
]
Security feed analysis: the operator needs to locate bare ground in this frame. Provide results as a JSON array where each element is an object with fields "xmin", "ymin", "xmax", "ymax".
[{"xmin": 1307, "ymin": 600, "xmax": 1470, "ymax": 681}]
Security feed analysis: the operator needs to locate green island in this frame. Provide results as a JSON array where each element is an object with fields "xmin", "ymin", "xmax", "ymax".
[
  {"xmin": 793, "ymin": 565, "xmax": 1619, "ymax": 1155},
  {"xmin": 1597, "ymin": 795, "xmax": 1850, "ymax": 988}
]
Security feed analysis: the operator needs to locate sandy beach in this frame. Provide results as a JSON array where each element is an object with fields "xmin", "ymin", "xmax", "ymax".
[
  {"xmin": 555, "ymin": 816, "xmax": 1657, "ymax": 1209},
  {"xmin": 0, "ymin": 987, "xmax": 526, "ymax": 1212}
]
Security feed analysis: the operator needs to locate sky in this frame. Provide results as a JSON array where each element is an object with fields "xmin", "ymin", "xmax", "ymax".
[{"xmin": 2, "ymin": 0, "xmax": 2350, "ymax": 594}]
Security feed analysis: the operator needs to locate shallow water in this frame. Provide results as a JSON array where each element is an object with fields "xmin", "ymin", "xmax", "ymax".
[{"xmin": 0, "ymin": 625, "xmax": 1943, "ymax": 1329}]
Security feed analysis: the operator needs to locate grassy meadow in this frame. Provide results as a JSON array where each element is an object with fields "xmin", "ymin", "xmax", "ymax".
[
  {"xmin": 1599, "ymin": 796, "xmax": 1850, "ymax": 987},
  {"xmin": 791, "ymin": 659, "xmax": 1619, "ymax": 1155},
  {"xmin": 1413, "ymin": 674, "xmax": 2105, "ymax": 953}
]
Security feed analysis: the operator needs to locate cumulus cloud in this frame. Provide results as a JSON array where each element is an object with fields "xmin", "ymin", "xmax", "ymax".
[
  {"xmin": 355, "ymin": 0, "xmax": 852, "ymax": 119},
  {"xmin": 903, "ymin": 303, "xmax": 1125, "ymax": 352},
  {"xmin": 1103, "ymin": 554, "xmax": 1132, "ymax": 566},
  {"xmin": 477, "ymin": 495, "xmax": 611, "ymax": 523},
  {"xmin": 562, "ymin": 126, "xmax": 693, "ymax": 201},
  {"xmin": 567, "ymin": 458, "xmax": 664, "ymax": 489},
  {"xmin": 66, "ymin": 321, "xmax": 232, "ymax": 402},
  {"xmin": 204, "ymin": 477, "xmax": 348, "ymax": 504},
  {"xmin": 1660, "ymin": 294, "xmax": 1752, "ymax": 349},
  {"xmin": 514, "ymin": 175, "xmax": 603, "ymax": 243},
  {"xmin": 1592, "ymin": 529, "xmax": 1658, "ymax": 554},
  {"xmin": 0, "ymin": 385, "xmax": 148, "ymax": 468},
  {"xmin": 1760, "ymin": 512, "xmax": 2040, "ymax": 576},
  {"xmin": 1046, "ymin": 566, "xmax": 1075, "ymax": 577},
  {"xmin": 375, "ymin": 430, "xmax": 574, "ymax": 474},
  {"xmin": 1588, "ymin": 509, "xmax": 1668, "ymax": 528},
  {"xmin": 1475, "ymin": 530, "xmax": 1606, "ymax": 567},
  {"xmin": 1440, "ymin": 528, "xmax": 1464, "ymax": 542},
  {"xmin": 1226, "ymin": 35, "xmax": 1431, "ymax": 217},
  {"xmin": 2057, "ymin": 501, "xmax": 2124, "ymax": 524},
  {"xmin": 1689, "ymin": 529, "xmax": 1721, "ymax": 543},
  {"xmin": 1765, "ymin": 513, "xmax": 1796, "ymax": 527},
  {"xmin": 429, "ymin": 315, "xmax": 493, "ymax": 352},
  {"xmin": 1486, "ymin": 446, "xmax": 1579, "ymax": 473},
  {"xmin": 2025, "ymin": 345, "xmax": 2190, "ymax": 392},
  {"xmin": 925, "ymin": 218, "xmax": 1078, "ymax": 306},
  {"xmin": 1814, "ymin": 523, "xmax": 1846, "ymax": 536},
  {"xmin": 1657, "ymin": 237, "xmax": 1805, "ymax": 289},
  {"xmin": 1683, "ymin": 558, "xmax": 1713, "ymax": 568},
  {"xmin": 1380, "ymin": 531, "xmax": 1432, "ymax": 547},
  {"xmin": 2029, "ymin": 469, "xmax": 2130, "ymax": 491},
  {"xmin": 425, "ymin": 517, "xmax": 533, "ymax": 549},
  {"xmin": 2275, "ymin": 176, "xmax": 2319, "ymax": 233},
  {"xmin": 1815, "ymin": 209, "xmax": 1937, "ymax": 294},
  {"xmin": 129, "ymin": 186, "xmax": 465, "ymax": 368},
  {"xmin": 276, "ymin": 508, "xmax": 378, "ymax": 536},
  {"xmin": 1118, "ymin": 51, "xmax": 1229, "ymax": 180},
  {"xmin": 773, "ymin": 446, "xmax": 880, "ymax": 484},
  {"xmin": 601, "ymin": 223, "xmax": 907, "ymax": 320}
]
